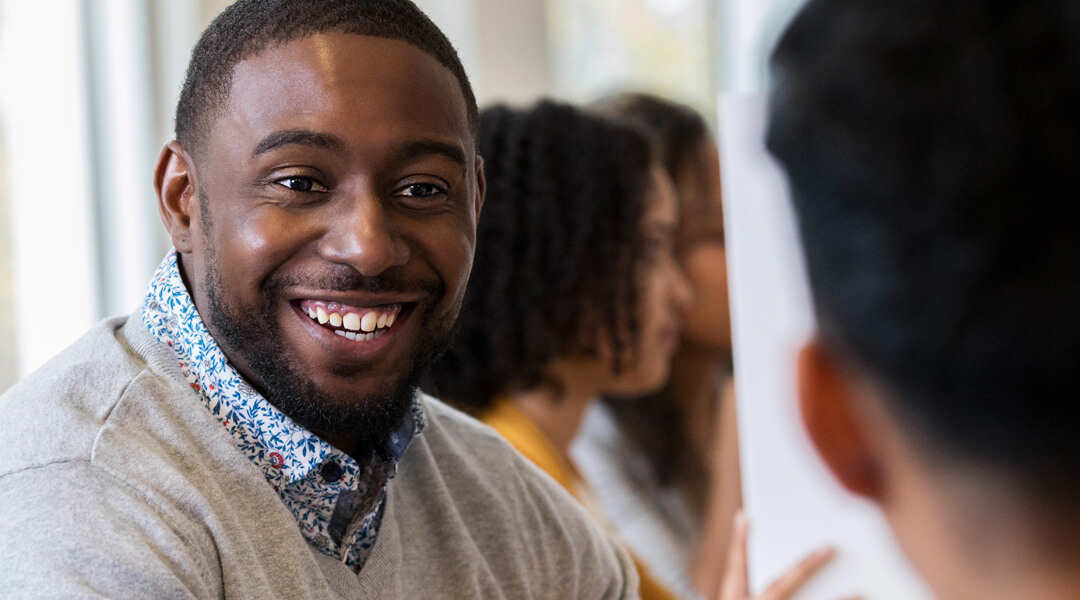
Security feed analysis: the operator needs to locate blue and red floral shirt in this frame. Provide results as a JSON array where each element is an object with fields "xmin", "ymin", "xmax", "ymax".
[{"xmin": 142, "ymin": 252, "xmax": 424, "ymax": 571}]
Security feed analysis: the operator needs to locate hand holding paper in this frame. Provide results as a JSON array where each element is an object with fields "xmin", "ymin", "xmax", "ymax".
[{"xmin": 718, "ymin": 512, "xmax": 849, "ymax": 600}]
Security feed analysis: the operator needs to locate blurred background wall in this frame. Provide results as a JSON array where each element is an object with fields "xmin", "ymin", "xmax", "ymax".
[{"xmin": 0, "ymin": 0, "xmax": 803, "ymax": 392}]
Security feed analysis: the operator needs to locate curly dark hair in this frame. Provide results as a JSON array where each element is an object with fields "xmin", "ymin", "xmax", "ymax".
[
  {"xmin": 424, "ymin": 100, "xmax": 654, "ymax": 411},
  {"xmin": 594, "ymin": 94, "xmax": 719, "ymax": 497},
  {"xmin": 175, "ymin": 0, "xmax": 478, "ymax": 159},
  {"xmin": 593, "ymin": 93, "xmax": 709, "ymax": 184}
]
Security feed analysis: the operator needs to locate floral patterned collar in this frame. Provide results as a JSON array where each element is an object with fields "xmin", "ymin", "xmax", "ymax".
[{"xmin": 142, "ymin": 252, "xmax": 425, "ymax": 570}]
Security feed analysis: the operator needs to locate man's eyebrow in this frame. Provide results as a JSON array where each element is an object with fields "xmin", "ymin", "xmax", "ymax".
[
  {"xmin": 392, "ymin": 140, "xmax": 468, "ymax": 172},
  {"xmin": 252, "ymin": 129, "xmax": 346, "ymax": 157}
]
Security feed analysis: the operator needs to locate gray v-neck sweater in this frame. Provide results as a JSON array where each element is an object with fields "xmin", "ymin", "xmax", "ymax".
[{"xmin": 0, "ymin": 315, "xmax": 637, "ymax": 599}]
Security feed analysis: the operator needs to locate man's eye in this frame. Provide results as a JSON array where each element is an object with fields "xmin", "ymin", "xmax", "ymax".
[
  {"xmin": 400, "ymin": 183, "xmax": 444, "ymax": 197},
  {"xmin": 277, "ymin": 177, "xmax": 328, "ymax": 193}
]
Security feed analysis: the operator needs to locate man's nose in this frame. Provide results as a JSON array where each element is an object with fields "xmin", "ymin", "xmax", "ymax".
[{"xmin": 317, "ymin": 196, "xmax": 410, "ymax": 276}]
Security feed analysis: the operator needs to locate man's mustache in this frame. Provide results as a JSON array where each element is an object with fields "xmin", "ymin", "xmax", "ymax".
[{"xmin": 265, "ymin": 267, "xmax": 443, "ymax": 297}]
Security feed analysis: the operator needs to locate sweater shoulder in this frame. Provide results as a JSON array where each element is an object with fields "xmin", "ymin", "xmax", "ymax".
[
  {"xmin": 388, "ymin": 395, "xmax": 638, "ymax": 599},
  {"xmin": 0, "ymin": 316, "xmax": 179, "ymax": 474}
]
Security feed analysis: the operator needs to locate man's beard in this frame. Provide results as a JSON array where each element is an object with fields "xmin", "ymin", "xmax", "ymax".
[{"xmin": 203, "ymin": 261, "xmax": 457, "ymax": 456}]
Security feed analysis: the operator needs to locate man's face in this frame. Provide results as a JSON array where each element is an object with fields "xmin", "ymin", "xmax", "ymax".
[{"xmin": 177, "ymin": 34, "xmax": 481, "ymax": 447}]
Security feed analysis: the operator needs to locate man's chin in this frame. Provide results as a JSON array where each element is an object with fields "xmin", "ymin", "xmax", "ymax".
[
  {"xmin": 210, "ymin": 316, "xmax": 420, "ymax": 454},
  {"xmin": 204, "ymin": 269, "xmax": 457, "ymax": 454},
  {"xmin": 245, "ymin": 329, "xmax": 449, "ymax": 454},
  {"xmin": 263, "ymin": 375, "xmax": 417, "ymax": 452}
]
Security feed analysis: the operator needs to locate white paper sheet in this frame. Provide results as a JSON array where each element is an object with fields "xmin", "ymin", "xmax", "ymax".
[{"xmin": 718, "ymin": 93, "xmax": 933, "ymax": 600}]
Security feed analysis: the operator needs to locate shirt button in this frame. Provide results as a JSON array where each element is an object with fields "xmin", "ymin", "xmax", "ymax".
[{"xmin": 321, "ymin": 461, "xmax": 343, "ymax": 483}]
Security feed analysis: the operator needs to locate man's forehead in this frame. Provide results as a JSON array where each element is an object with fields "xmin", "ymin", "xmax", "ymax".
[{"xmin": 214, "ymin": 33, "xmax": 472, "ymax": 151}]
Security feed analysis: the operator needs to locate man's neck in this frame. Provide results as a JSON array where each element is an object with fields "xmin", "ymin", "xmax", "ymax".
[
  {"xmin": 890, "ymin": 462, "xmax": 1080, "ymax": 600},
  {"xmin": 930, "ymin": 531, "xmax": 1080, "ymax": 600},
  {"xmin": 315, "ymin": 431, "xmax": 371, "ymax": 462},
  {"xmin": 955, "ymin": 503, "xmax": 1080, "ymax": 600}
]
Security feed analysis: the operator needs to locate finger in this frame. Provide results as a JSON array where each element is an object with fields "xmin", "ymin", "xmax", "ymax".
[
  {"xmin": 759, "ymin": 546, "xmax": 835, "ymax": 600},
  {"xmin": 718, "ymin": 510, "xmax": 749, "ymax": 600}
]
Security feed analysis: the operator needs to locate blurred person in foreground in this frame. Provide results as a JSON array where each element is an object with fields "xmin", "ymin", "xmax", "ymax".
[
  {"xmin": 767, "ymin": 1, "xmax": 1080, "ymax": 599},
  {"xmin": 0, "ymin": 1, "xmax": 638, "ymax": 597},
  {"xmin": 576, "ymin": 93, "xmax": 740, "ymax": 600},
  {"xmin": 426, "ymin": 99, "xmax": 834, "ymax": 600}
]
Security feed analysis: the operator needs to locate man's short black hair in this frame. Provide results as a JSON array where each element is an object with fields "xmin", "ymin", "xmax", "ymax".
[
  {"xmin": 767, "ymin": 0, "xmax": 1080, "ymax": 502},
  {"xmin": 425, "ymin": 100, "xmax": 653, "ymax": 410},
  {"xmin": 175, "ymin": 0, "xmax": 478, "ymax": 156}
]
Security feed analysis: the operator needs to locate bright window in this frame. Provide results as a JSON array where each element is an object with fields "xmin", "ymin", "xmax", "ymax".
[{"xmin": 547, "ymin": 0, "xmax": 716, "ymax": 118}]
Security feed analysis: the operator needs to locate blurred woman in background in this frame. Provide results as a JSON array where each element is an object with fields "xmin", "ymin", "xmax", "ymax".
[
  {"xmin": 425, "ymin": 99, "xmax": 692, "ymax": 600},
  {"xmin": 427, "ymin": 98, "xmax": 831, "ymax": 600},
  {"xmin": 573, "ymin": 93, "xmax": 738, "ymax": 600}
]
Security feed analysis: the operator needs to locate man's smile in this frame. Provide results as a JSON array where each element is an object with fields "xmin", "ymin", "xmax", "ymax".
[
  {"xmin": 297, "ymin": 299, "xmax": 402, "ymax": 341},
  {"xmin": 286, "ymin": 296, "xmax": 421, "ymax": 361}
]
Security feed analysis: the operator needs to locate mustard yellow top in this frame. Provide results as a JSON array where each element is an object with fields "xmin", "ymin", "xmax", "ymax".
[
  {"xmin": 481, "ymin": 398, "xmax": 680, "ymax": 600},
  {"xmin": 480, "ymin": 397, "xmax": 581, "ymax": 495}
]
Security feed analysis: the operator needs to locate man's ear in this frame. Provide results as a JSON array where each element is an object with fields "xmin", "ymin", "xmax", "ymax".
[
  {"xmin": 154, "ymin": 140, "xmax": 198, "ymax": 253},
  {"xmin": 473, "ymin": 155, "xmax": 486, "ymax": 218},
  {"xmin": 797, "ymin": 337, "xmax": 884, "ymax": 500}
]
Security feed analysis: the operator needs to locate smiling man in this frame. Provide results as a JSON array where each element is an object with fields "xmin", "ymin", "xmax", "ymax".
[{"xmin": 0, "ymin": 1, "xmax": 635, "ymax": 598}]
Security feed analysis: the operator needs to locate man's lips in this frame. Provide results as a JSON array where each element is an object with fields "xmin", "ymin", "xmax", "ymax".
[{"xmin": 294, "ymin": 299, "xmax": 408, "ymax": 342}]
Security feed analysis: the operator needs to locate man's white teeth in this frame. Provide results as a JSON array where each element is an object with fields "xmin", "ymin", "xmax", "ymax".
[
  {"xmin": 361, "ymin": 312, "xmax": 378, "ymax": 332},
  {"xmin": 303, "ymin": 302, "xmax": 400, "ymax": 339},
  {"xmin": 342, "ymin": 312, "xmax": 361, "ymax": 331},
  {"xmin": 334, "ymin": 329, "xmax": 382, "ymax": 342}
]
